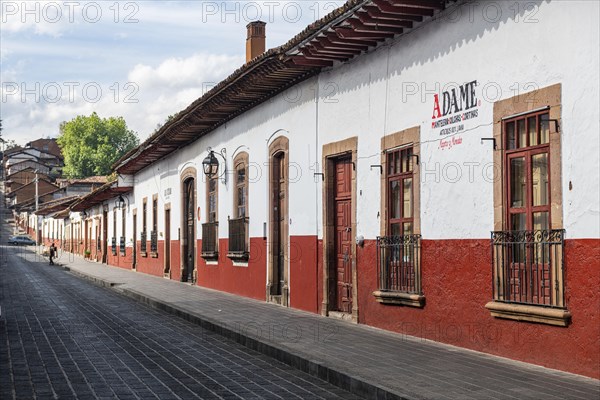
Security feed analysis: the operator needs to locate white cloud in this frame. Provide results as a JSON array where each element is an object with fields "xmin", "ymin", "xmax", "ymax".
[
  {"xmin": 129, "ymin": 53, "xmax": 243, "ymax": 89},
  {"xmin": 0, "ymin": 0, "xmax": 346, "ymax": 146},
  {"xmin": 1, "ymin": 52, "xmax": 244, "ymax": 144}
]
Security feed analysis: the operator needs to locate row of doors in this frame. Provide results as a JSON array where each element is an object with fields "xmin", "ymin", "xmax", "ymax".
[
  {"xmin": 94, "ymin": 206, "xmax": 172, "ymax": 275},
  {"xmin": 177, "ymin": 153, "xmax": 354, "ymax": 314}
]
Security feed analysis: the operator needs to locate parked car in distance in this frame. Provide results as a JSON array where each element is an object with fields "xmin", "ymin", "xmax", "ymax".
[{"xmin": 8, "ymin": 235, "xmax": 37, "ymax": 246}]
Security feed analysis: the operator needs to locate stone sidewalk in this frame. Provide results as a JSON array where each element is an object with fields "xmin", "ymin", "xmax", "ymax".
[{"xmin": 38, "ymin": 251, "xmax": 599, "ymax": 400}]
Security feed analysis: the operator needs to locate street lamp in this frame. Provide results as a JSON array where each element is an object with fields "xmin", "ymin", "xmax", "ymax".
[
  {"xmin": 115, "ymin": 195, "xmax": 129, "ymax": 210},
  {"xmin": 202, "ymin": 150, "xmax": 219, "ymax": 178},
  {"xmin": 202, "ymin": 148, "xmax": 227, "ymax": 183}
]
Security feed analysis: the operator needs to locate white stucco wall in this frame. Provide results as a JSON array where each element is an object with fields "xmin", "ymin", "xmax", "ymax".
[{"xmin": 122, "ymin": 0, "xmax": 598, "ymax": 242}]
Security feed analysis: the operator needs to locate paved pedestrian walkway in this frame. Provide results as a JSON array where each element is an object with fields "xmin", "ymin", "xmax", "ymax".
[{"xmin": 37, "ymin": 251, "xmax": 600, "ymax": 400}]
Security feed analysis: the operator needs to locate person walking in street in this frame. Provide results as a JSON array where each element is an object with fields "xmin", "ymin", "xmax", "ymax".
[{"xmin": 49, "ymin": 243, "xmax": 56, "ymax": 265}]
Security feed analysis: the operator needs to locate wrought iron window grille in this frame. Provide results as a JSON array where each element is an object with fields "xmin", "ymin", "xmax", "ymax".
[
  {"xmin": 228, "ymin": 217, "xmax": 249, "ymax": 261},
  {"xmin": 491, "ymin": 229, "xmax": 566, "ymax": 308},
  {"xmin": 376, "ymin": 234, "xmax": 422, "ymax": 294}
]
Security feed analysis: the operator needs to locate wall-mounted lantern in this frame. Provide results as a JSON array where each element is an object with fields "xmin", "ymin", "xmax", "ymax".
[
  {"xmin": 115, "ymin": 195, "xmax": 129, "ymax": 210},
  {"xmin": 202, "ymin": 147, "xmax": 227, "ymax": 183}
]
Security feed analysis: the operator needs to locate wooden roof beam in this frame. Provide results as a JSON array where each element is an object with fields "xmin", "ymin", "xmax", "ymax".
[
  {"xmin": 301, "ymin": 47, "xmax": 353, "ymax": 61},
  {"xmin": 372, "ymin": 0, "xmax": 435, "ymax": 16},
  {"xmin": 347, "ymin": 19, "xmax": 404, "ymax": 35},
  {"xmin": 387, "ymin": 0, "xmax": 443, "ymax": 10},
  {"xmin": 316, "ymin": 37, "xmax": 369, "ymax": 52},
  {"xmin": 288, "ymin": 56, "xmax": 333, "ymax": 67},
  {"xmin": 363, "ymin": 6, "xmax": 423, "ymax": 21},
  {"xmin": 356, "ymin": 12, "xmax": 413, "ymax": 28},
  {"xmin": 335, "ymin": 27, "xmax": 394, "ymax": 39},
  {"xmin": 311, "ymin": 42, "xmax": 362, "ymax": 55},
  {"xmin": 325, "ymin": 32, "xmax": 378, "ymax": 47}
]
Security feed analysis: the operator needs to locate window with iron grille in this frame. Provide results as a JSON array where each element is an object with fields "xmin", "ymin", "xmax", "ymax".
[
  {"xmin": 140, "ymin": 230, "xmax": 147, "ymax": 254},
  {"xmin": 141, "ymin": 198, "xmax": 147, "ymax": 256},
  {"xmin": 202, "ymin": 176, "xmax": 219, "ymax": 260},
  {"xmin": 201, "ymin": 222, "xmax": 218, "ymax": 260},
  {"xmin": 121, "ymin": 207, "xmax": 126, "ymax": 253},
  {"xmin": 228, "ymin": 217, "xmax": 248, "ymax": 260},
  {"xmin": 492, "ymin": 111, "xmax": 566, "ymax": 309},
  {"xmin": 207, "ymin": 177, "xmax": 218, "ymax": 223},
  {"xmin": 152, "ymin": 197, "xmax": 158, "ymax": 232},
  {"xmin": 375, "ymin": 142, "xmax": 423, "ymax": 307},
  {"xmin": 229, "ymin": 153, "xmax": 249, "ymax": 261},
  {"xmin": 111, "ymin": 237, "xmax": 117, "ymax": 256},
  {"xmin": 113, "ymin": 209, "xmax": 117, "ymax": 250},
  {"xmin": 150, "ymin": 195, "xmax": 158, "ymax": 256},
  {"xmin": 387, "ymin": 147, "xmax": 414, "ymax": 237},
  {"xmin": 487, "ymin": 84, "xmax": 569, "ymax": 326},
  {"xmin": 236, "ymin": 164, "xmax": 247, "ymax": 218},
  {"xmin": 380, "ymin": 147, "xmax": 419, "ymax": 292},
  {"xmin": 150, "ymin": 231, "xmax": 158, "ymax": 254},
  {"xmin": 119, "ymin": 236, "xmax": 126, "ymax": 256},
  {"xmin": 142, "ymin": 198, "xmax": 147, "ymax": 235}
]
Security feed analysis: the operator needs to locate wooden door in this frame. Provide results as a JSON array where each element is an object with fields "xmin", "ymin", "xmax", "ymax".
[
  {"xmin": 183, "ymin": 179, "xmax": 195, "ymax": 282},
  {"xmin": 334, "ymin": 157, "xmax": 353, "ymax": 313},
  {"xmin": 164, "ymin": 208, "xmax": 171, "ymax": 274},
  {"xmin": 132, "ymin": 214, "xmax": 137, "ymax": 269},
  {"xmin": 102, "ymin": 210, "xmax": 108, "ymax": 263},
  {"xmin": 271, "ymin": 153, "xmax": 286, "ymax": 296}
]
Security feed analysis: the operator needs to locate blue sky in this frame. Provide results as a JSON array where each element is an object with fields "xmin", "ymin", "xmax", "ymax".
[{"xmin": 0, "ymin": 1, "xmax": 344, "ymax": 145}]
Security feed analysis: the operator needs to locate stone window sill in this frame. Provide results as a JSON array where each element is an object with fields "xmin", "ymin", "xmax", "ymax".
[
  {"xmin": 227, "ymin": 252, "xmax": 249, "ymax": 262},
  {"xmin": 150, "ymin": 252, "xmax": 158, "ymax": 258},
  {"xmin": 373, "ymin": 290, "xmax": 425, "ymax": 308},
  {"xmin": 140, "ymin": 252, "xmax": 147, "ymax": 258},
  {"xmin": 202, "ymin": 251, "xmax": 218, "ymax": 262},
  {"xmin": 485, "ymin": 301, "xmax": 571, "ymax": 327}
]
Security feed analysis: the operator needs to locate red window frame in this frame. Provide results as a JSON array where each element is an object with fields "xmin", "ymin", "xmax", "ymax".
[
  {"xmin": 207, "ymin": 177, "xmax": 218, "ymax": 223},
  {"xmin": 386, "ymin": 146, "xmax": 414, "ymax": 236},
  {"xmin": 504, "ymin": 110, "xmax": 551, "ymax": 231}
]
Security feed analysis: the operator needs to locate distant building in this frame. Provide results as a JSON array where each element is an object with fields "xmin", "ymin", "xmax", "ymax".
[
  {"xmin": 25, "ymin": 138, "xmax": 62, "ymax": 160},
  {"xmin": 56, "ymin": 176, "xmax": 108, "ymax": 196},
  {"xmin": 6, "ymin": 178, "xmax": 58, "ymax": 209}
]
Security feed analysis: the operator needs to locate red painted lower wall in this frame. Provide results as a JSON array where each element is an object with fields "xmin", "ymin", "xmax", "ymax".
[
  {"xmin": 196, "ymin": 237, "xmax": 267, "ymax": 301},
  {"xmin": 136, "ymin": 240, "xmax": 165, "ymax": 277},
  {"xmin": 289, "ymin": 236, "xmax": 320, "ymax": 313},
  {"xmin": 107, "ymin": 248, "xmax": 134, "ymax": 270},
  {"xmin": 356, "ymin": 238, "xmax": 600, "ymax": 379},
  {"xmin": 55, "ymin": 231, "xmax": 598, "ymax": 379},
  {"xmin": 169, "ymin": 239, "xmax": 182, "ymax": 282}
]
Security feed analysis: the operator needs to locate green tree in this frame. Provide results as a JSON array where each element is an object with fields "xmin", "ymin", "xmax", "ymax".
[{"xmin": 57, "ymin": 112, "xmax": 139, "ymax": 178}]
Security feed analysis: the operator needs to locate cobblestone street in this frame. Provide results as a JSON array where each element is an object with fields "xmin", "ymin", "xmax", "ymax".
[{"xmin": 0, "ymin": 200, "xmax": 359, "ymax": 399}]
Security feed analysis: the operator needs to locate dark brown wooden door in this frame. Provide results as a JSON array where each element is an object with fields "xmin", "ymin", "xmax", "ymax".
[
  {"xmin": 102, "ymin": 210, "xmax": 108, "ymax": 264},
  {"xmin": 164, "ymin": 208, "xmax": 171, "ymax": 274},
  {"xmin": 183, "ymin": 178, "xmax": 195, "ymax": 282},
  {"xmin": 334, "ymin": 157, "xmax": 352, "ymax": 313},
  {"xmin": 132, "ymin": 214, "xmax": 137, "ymax": 269},
  {"xmin": 271, "ymin": 153, "xmax": 285, "ymax": 296}
]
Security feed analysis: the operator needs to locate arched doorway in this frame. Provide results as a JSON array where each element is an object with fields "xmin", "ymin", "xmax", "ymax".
[
  {"xmin": 267, "ymin": 136, "xmax": 289, "ymax": 306},
  {"xmin": 182, "ymin": 175, "xmax": 196, "ymax": 282}
]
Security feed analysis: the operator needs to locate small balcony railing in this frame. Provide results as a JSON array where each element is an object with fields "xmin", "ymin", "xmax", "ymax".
[
  {"xmin": 228, "ymin": 217, "xmax": 249, "ymax": 260},
  {"xmin": 377, "ymin": 234, "xmax": 422, "ymax": 294},
  {"xmin": 201, "ymin": 222, "xmax": 219, "ymax": 259},
  {"xmin": 491, "ymin": 229, "xmax": 566, "ymax": 308},
  {"xmin": 140, "ymin": 231, "xmax": 147, "ymax": 254},
  {"xmin": 111, "ymin": 237, "xmax": 117, "ymax": 256},
  {"xmin": 119, "ymin": 236, "xmax": 126, "ymax": 256},
  {"xmin": 150, "ymin": 231, "xmax": 158, "ymax": 254}
]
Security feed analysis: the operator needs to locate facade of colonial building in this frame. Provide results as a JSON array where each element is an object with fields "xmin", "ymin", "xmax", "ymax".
[{"xmin": 32, "ymin": 1, "xmax": 599, "ymax": 379}]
